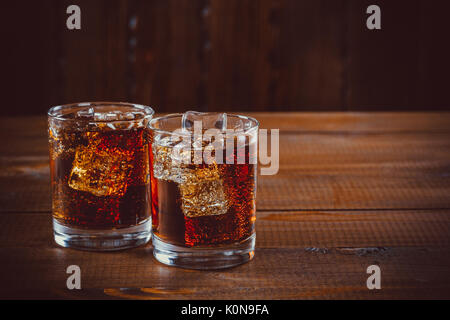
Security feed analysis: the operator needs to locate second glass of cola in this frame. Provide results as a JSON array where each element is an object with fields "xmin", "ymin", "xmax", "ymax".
[{"xmin": 149, "ymin": 112, "xmax": 259, "ymax": 269}]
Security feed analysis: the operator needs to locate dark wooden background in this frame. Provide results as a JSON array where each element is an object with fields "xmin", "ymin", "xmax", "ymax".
[{"xmin": 1, "ymin": 0, "xmax": 450, "ymax": 116}]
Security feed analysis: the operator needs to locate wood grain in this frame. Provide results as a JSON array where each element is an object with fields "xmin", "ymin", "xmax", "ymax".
[
  {"xmin": 132, "ymin": 0, "xmax": 205, "ymax": 112},
  {"xmin": 1, "ymin": 246, "xmax": 449, "ymax": 299},
  {"xmin": 3, "ymin": 1, "xmax": 450, "ymax": 115},
  {"xmin": 60, "ymin": 0, "xmax": 130, "ymax": 103},
  {"xmin": 206, "ymin": 0, "xmax": 346, "ymax": 111},
  {"xmin": 0, "ymin": 212, "xmax": 449, "ymax": 299},
  {"xmin": 0, "ymin": 1, "xmax": 62, "ymax": 116},
  {"xmin": 346, "ymin": 0, "xmax": 450, "ymax": 110},
  {"xmin": 0, "ymin": 113, "xmax": 449, "ymax": 299},
  {"xmin": 1, "ymin": 210, "xmax": 449, "ymax": 250},
  {"xmin": 1, "ymin": 113, "xmax": 449, "ymax": 212}
]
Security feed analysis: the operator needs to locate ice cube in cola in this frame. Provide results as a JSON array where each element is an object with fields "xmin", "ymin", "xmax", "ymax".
[
  {"xmin": 150, "ymin": 112, "xmax": 257, "ymax": 247},
  {"xmin": 49, "ymin": 106, "xmax": 151, "ymax": 229}
]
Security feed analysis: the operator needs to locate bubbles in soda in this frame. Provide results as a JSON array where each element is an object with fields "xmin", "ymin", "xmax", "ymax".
[
  {"xmin": 150, "ymin": 112, "xmax": 257, "ymax": 247},
  {"xmin": 49, "ymin": 108, "xmax": 151, "ymax": 229}
]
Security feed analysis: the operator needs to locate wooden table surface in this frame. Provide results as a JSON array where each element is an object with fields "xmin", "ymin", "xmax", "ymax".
[{"xmin": 1, "ymin": 112, "xmax": 450, "ymax": 299}]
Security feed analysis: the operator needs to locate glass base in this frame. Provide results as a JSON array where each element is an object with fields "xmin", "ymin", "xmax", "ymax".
[
  {"xmin": 53, "ymin": 218, "xmax": 151, "ymax": 251},
  {"xmin": 152, "ymin": 233, "xmax": 255, "ymax": 270}
]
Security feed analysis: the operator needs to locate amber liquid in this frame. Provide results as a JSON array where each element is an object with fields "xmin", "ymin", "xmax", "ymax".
[
  {"xmin": 151, "ymin": 143, "xmax": 257, "ymax": 247},
  {"xmin": 49, "ymin": 127, "xmax": 150, "ymax": 229}
]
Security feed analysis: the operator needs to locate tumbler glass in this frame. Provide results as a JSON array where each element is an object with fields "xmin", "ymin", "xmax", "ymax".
[
  {"xmin": 149, "ymin": 112, "xmax": 258, "ymax": 269},
  {"xmin": 48, "ymin": 102, "xmax": 154, "ymax": 250}
]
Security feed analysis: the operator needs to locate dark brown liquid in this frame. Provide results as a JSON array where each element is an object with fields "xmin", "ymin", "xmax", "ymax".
[
  {"xmin": 151, "ymin": 143, "xmax": 257, "ymax": 247},
  {"xmin": 50, "ymin": 127, "xmax": 150, "ymax": 229}
]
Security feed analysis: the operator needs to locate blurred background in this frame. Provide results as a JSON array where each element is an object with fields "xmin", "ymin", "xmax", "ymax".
[{"xmin": 1, "ymin": 0, "xmax": 450, "ymax": 116}]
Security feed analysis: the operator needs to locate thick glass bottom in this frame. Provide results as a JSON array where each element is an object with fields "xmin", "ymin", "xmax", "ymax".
[
  {"xmin": 152, "ymin": 233, "xmax": 255, "ymax": 270},
  {"xmin": 53, "ymin": 218, "xmax": 151, "ymax": 251}
]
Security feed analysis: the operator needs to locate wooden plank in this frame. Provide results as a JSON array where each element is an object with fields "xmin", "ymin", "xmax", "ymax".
[
  {"xmin": 346, "ymin": 0, "xmax": 450, "ymax": 110},
  {"xmin": 258, "ymin": 132, "xmax": 450, "ymax": 210},
  {"xmin": 1, "ymin": 210, "xmax": 449, "ymax": 249},
  {"xmin": 3, "ymin": 153, "xmax": 449, "ymax": 212},
  {"xmin": 60, "ymin": 0, "xmax": 130, "ymax": 102},
  {"xmin": 0, "ymin": 1, "xmax": 62, "ymax": 116},
  {"xmin": 1, "ymin": 247, "xmax": 449, "ymax": 299},
  {"xmin": 0, "ymin": 211, "xmax": 449, "ymax": 299},
  {"xmin": 2, "ymin": 115, "xmax": 449, "ymax": 212},
  {"xmin": 207, "ymin": 0, "xmax": 346, "ymax": 111},
  {"xmin": 346, "ymin": 0, "xmax": 420, "ymax": 110},
  {"xmin": 3, "ymin": 1, "xmax": 450, "ymax": 115},
  {"xmin": 251, "ymin": 112, "xmax": 450, "ymax": 133},
  {"xmin": 3, "ymin": 113, "xmax": 450, "ymax": 141},
  {"xmin": 257, "ymin": 210, "xmax": 450, "ymax": 248},
  {"xmin": 415, "ymin": 1, "xmax": 450, "ymax": 109},
  {"xmin": 206, "ymin": 0, "xmax": 275, "ymax": 111},
  {"xmin": 131, "ymin": 0, "xmax": 205, "ymax": 112}
]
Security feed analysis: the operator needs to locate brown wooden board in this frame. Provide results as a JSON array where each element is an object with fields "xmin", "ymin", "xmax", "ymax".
[
  {"xmin": 132, "ymin": 0, "xmax": 206, "ymax": 112},
  {"xmin": 205, "ymin": 0, "xmax": 346, "ymax": 112},
  {"xmin": 3, "ymin": 1, "xmax": 450, "ymax": 116},
  {"xmin": 1, "ymin": 113, "xmax": 449, "ymax": 212},
  {"xmin": 0, "ymin": 113, "xmax": 449, "ymax": 299},
  {"xmin": 60, "ymin": 0, "xmax": 130, "ymax": 103},
  {"xmin": 0, "ymin": 211, "xmax": 449, "ymax": 299},
  {"xmin": 346, "ymin": 0, "xmax": 450, "ymax": 110}
]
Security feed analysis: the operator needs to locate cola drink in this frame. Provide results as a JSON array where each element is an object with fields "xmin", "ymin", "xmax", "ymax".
[
  {"xmin": 48, "ymin": 102, "xmax": 154, "ymax": 250},
  {"xmin": 149, "ymin": 112, "xmax": 258, "ymax": 269},
  {"xmin": 151, "ymin": 140, "xmax": 257, "ymax": 247}
]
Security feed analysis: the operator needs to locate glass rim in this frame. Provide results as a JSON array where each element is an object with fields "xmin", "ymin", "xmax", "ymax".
[
  {"xmin": 47, "ymin": 101, "xmax": 155, "ymax": 123},
  {"xmin": 148, "ymin": 113, "xmax": 260, "ymax": 137}
]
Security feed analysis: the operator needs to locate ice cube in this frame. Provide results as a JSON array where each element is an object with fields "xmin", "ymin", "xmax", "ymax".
[
  {"xmin": 151, "ymin": 121, "xmax": 230, "ymax": 217},
  {"xmin": 182, "ymin": 111, "xmax": 227, "ymax": 131},
  {"xmin": 229, "ymin": 117, "xmax": 244, "ymax": 130},
  {"xmin": 105, "ymin": 113, "xmax": 120, "ymax": 121},
  {"xmin": 68, "ymin": 139, "xmax": 133, "ymax": 197},
  {"xmin": 94, "ymin": 112, "xmax": 121, "ymax": 122},
  {"xmin": 128, "ymin": 111, "xmax": 146, "ymax": 120},
  {"xmin": 152, "ymin": 136, "xmax": 180, "ymax": 181},
  {"xmin": 152, "ymin": 138, "xmax": 172, "ymax": 181},
  {"xmin": 178, "ymin": 164, "xmax": 230, "ymax": 218},
  {"xmin": 152, "ymin": 136, "xmax": 189, "ymax": 184},
  {"xmin": 76, "ymin": 107, "xmax": 95, "ymax": 119},
  {"xmin": 171, "ymin": 140, "xmax": 192, "ymax": 165},
  {"xmin": 192, "ymin": 136, "xmax": 204, "ymax": 150}
]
